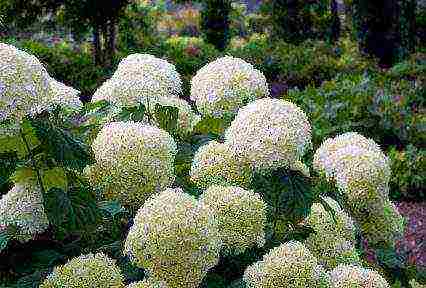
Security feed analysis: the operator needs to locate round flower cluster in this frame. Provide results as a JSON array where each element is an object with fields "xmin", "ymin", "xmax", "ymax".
[
  {"xmin": 189, "ymin": 141, "xmax": 252, "ymax": 189},
  {"xmin": 199, "ymin": 185, "xmax": 267, "ymax": 255},
  {"xmin": 92, "ymin": 54, "xmax": 182, "ymax": 107},
  {"xmin": 0, "ymin": 43, "xmax": 81, "ymax": 122},
  {"xmin": 115, "ymin": 53, "xmax": 182, "ymax": 96},
  {"xmin": 0, "ymin": 180, "xmax": 49, "ymax": 243},
  {"xmin": 124, "ymin": 188, "xmax": 221, "ymax": 288},
  {"xmin": 313, "ymin": 132, "xmax": 389, "ymax": 197},
  {"xmin": 87, "ymin": 122, "xmax": 177, "ymax": 207},
  {"xmin": 312, "ymin": 132, "xmax": 404, "ymax": 247},
  {"xmin": 303, "ymin": 197, "xmax": 361, "ymax": 270},
  {"xmin": 40, "ymin": 253, "xmax": 125, "ymax": 288},
  {"xmin": 224, "ymin": 98, "xmax": 312, "ymax": 172},
  {"xmin": 329, "ymin": 264, "xmax": 390, "ymax": 288},
  {"xmin": 127, "ymin": 279, "xmax": 168, "ymax": 288},
  {"xmin": 190, "ymin": 56, "xmax": 269, "ymax": 118},
  {"xmin": 243, "ymin": 241, "xmax": 331, "ymax": 288}
]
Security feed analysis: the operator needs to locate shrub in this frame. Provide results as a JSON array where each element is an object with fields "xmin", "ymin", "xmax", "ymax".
[
  {"xmin": 388, "ymin": 145, "xmax": 425, "ymax": 202},
  {"xmin": 159, "ymin": 36, "xmax": 219, "ymax": 77},
  {"xmin": 329, "ymin": 264, "xmax": 390, "ymax": 288}
]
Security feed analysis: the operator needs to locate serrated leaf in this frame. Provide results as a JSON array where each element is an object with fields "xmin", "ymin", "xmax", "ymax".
[
  {"xmin": 99, "ymin": 200, "xmax": 127, "ymax": 218},
  {"xmin": 44, "ymin": 187, "xmax": 72, "ymax": 228},
  {"xmin": 193, "ymin": 116, "xmax": 227, "ymax": 136},
  {"xmin": 29, "ymin": 119, "xmax": 94, "ymax": 171},
  {"xmin": 42, "ymin": 167, "xmax": 68, "ymax": 192},
  {"xmin": 154, "ymin": 104, "xmax": 179, "ymax": 134},
  {"xmin": 0, "ymin": 120, "xmax": 40, "ymax": 158},
  {"xmin": 251, "ymin": 168, "xmax": 314, "ymax": 224},
  {"xmin": 84, "ymin": 99, "xmax": 110, "ymax": 112},
  {"xmin": 0, "ymin": 229, "xmax": 10, "ymax": 252},
  {"xmin": 0, "ymin": 151, "xmax": 20, "ymax": 189},
  {"xmin": 118, "ymin": 104, "xmax": 146, "ymax": 122}
]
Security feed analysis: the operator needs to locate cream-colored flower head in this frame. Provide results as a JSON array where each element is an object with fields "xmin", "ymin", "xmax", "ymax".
[
  {"xmin": 224, "ymin": 98, "xmax": 312, "ymax": 171},
  {"xmin": 199, "ymin": 185, "xmax": 267, "ymax": 254},
  {"xmin": 329, "ymin": 264, "xmax": 390, "ymax": 288},
  {"xmin": 190, "ymin": 141, "xmax": 252, "ymax": 189},
  {"xmin": 190, "ymin": 56, "xmax": 269, "ymax": 118},
  {"xmin": 47, "ymin": 76, "xmax": 82, "ymax": 110},
  {"xmin": 313, "ymin": 132, "xmax": 386, "ymax": 180},
  {"xmin": 243, "ymin": 241, "xmax": 331, "ymax": 288},
  {"xmin": 126, "ymin": 279, "xmax": 168, "ymax": 288},
  {"xmin": 0, "ymin": 43, "xmax": 80, "ymax": 121},
  {"xmin": 304, "ymin": 197, "xmax": 360, "ymax": 269},
  {"xmin": 88, "ymin": 122, "xmax": 177, "ymax": 207},
  {"xmin": 0, "ymin": 180, "xmax": 49, "ymax": 243},
  {"xmin": 40, "ymin": 253, "xmax": 125, "ymax": 288},
  {"xmin": 114, "ymin": 53, "xmax": 182, "ymax": 96},
  {"xmin": 124, "ymin": 188, "xmax": 221, "ymax": 288}
]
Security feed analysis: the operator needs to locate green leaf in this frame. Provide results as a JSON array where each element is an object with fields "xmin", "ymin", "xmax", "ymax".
[
  {"xmin": 0, "ymin": 151, "xmax": 20, "ymax": 189},
  {"xmin": 99, "ymin": 200, "xmax": 127, "ymax": 218},
  {"xmin": 118, "ymin": 104, "xmax": 146, "ymax": 122},
  {"xmin": 317, "ymin": 196, "xmax": 338, "ymax": 225},
  {"xmin": 283, "ymin": 224, "xmax": 316, "ymax": 242},
  {"xmin": 43, "ymin": 187, "xmax": 72, "ymax": 228},
  {"xmin": 193, "ymin": 116, "xmax": 227, "ymax": 137},
  {"xmin": 251, "ymin": 168, "xmax": 314, "ymax": 224},
  {"xmin": 154, "ymin": 104, "xmax": 179, "ymax": 134},
  {"xmin": 0, "ymin": 229, "xmax": 10, "ymax": 252},
  {"xmin": 29, "ymin": 119, "xmax": 94, "ymax": 171},
  {"xmin": 84, "ymin": 99, "xmax": 110, "ymax": 113}
]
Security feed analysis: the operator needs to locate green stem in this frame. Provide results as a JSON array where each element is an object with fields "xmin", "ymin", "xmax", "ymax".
[{"xmin": 20, "ymin": 126, "xmax": 46, "ymax": 196}]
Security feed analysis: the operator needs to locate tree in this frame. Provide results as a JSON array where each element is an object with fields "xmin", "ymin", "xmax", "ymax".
[
  {"xmin": 351, "ymin": 0, "xmax": 417, "ymax": 66},
  {"xmin": 60, "ymin": 0, "xmax": 131, "ymax": 66},
  {"xmin": 200, "ymin": 0, "xmax": 233, "ymax": 51}
]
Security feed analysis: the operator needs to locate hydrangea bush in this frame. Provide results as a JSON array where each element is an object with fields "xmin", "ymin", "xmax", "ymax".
[{"xmin": 0, "ymin": 43, "xmax": 422, "ymax": 288}]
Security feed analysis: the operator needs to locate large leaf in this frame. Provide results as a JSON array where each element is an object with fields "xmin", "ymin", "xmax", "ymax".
[
  {"xmin": 193, "ymin": 116, "xmax": 228, "ymax": 137},
  {"xmin": 29, "ymin": 119, "xmax": 94, "ymax": 171},
  {"xmin": 154, "ymin": 104, "xmax": 179, "ymax": 135},
  {"xmin": 44, "ymin": 186, "xmax": 100, "ymax": 235},
  {"xmin": 0, "ymin": 151, "xmax": 20, "ymax": 189},
  {"xmin": 251, "ymin": 168, "xmax": 314, "ymax": 224},
  {"xmin": 118, "ymin": 104, "xmax": 146, "ymax": 122},
  {"xmin": 98, "ymin": 200, "xmax": 127, "ymax": 218}
]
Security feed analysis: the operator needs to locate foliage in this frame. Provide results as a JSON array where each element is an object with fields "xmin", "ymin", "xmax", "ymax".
[{"xmin": 388, "ymin": 145, "xmax": 425, "ymax": 202}]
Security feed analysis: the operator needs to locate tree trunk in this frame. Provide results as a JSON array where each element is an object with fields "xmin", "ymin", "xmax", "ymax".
[
  {"xmin": 107, "ymin": 18, "xmax": 117, "ymax": 66},
  {"xmin": 330, "ymin": 0, "xmax": 340, "ymax": 42},
  {"xmin": 352, "ymin": 0, "xmax": 416, "ymax": 65},
  {"xmin": 93, "ymin": 25, "xmax": 102, "ymax": 65}
]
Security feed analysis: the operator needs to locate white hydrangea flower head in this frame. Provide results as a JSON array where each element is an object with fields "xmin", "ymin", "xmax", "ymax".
[
  {"xmin": 332, "ymin": 145, "xmax": 391, "ymax": 200},
  {"xmin": 124, "ymin": 188, "xmax": 221, "ymax": 288},
  {"xmin": 40, "ymin": 253, "xmax": 125, "ymax": 288},
  {"xmin": 89, "ymin": 122, "xmax": 177, "ymax": 207},
  {"xmin": 313, "ymin": 132, "xmax": 385, "ymax": 180},
  {"xmin": 114, "ymin": 53, "xmax": 182, "ymax": 96},
  {"xmin": 47, "ymin": 76, "xmax": 82, "ymax": 110},
  {"xmin": 92, "ymin": 77, "xmax": 172, "ymax": 108},
  {"xmin": 0, "ymin": 180, "xmax": 49, "ymax": 243},
  {"xmin": 243, "ymin": 241, "xmax": 331, "ymax": 288},
  {"xmin": 190, "ymin": 141, "xmax": 252, "ymax": 189},
  {"xmin": 224, "ymin": 98, "xmax": 312, "ymax": 171},
  {"xmin": 0, "ymin": 43, "xmax": 82, "ymax": 121},
  {"xmin": 147, "ymin": 97, "xmax": 201, "ymax": 138},
  {"xmin": 199, "ymin": 185, "xmax": 267, "ymax": 254},
  {"xmin": 329, "ymin": 264, "xmax": 390, "ymax": 288},
  {"xmin": 190, "ymin": 56, "xmax": 269, "ymax": 118},
  {"xmin": 304, "ymin": 197, "xmax": 360, "ymax": 269},
  {"xmin": 0, "ymin": 43, "xmax": 53, "ymax": 121},
  {"xmin": 127, "ymin": 279, "xmax": 168, "ymax": 288}
]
